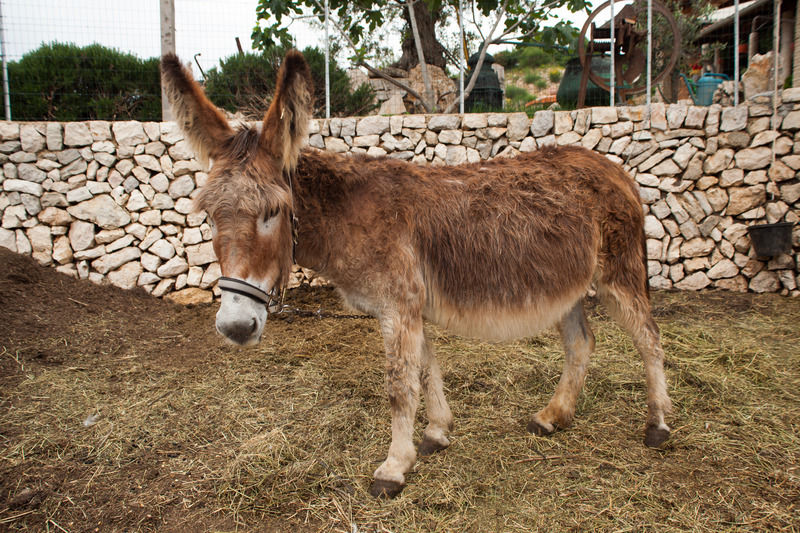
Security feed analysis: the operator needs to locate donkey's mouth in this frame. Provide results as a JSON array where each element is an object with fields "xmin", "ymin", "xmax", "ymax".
[{"xmin": 216, "ymin": 317, "xmax": 262, "ymax": 346}]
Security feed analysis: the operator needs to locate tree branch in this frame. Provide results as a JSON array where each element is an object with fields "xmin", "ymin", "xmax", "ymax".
[
  {"xmin": 309, "ymin": 0, "xmax": 433, "ymax": 112},
  {"xmin": 444, "ymin": 0, "xmax": 509, "ymax": 113},
  {"xmin": 404, "ymin": 0, "xmax": 436, "ymax": 111}
]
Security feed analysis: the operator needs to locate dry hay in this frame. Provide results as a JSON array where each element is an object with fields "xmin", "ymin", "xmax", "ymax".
[{"xmin": 0, "ymin": 248, "xmax": 798, "ymax": 532}]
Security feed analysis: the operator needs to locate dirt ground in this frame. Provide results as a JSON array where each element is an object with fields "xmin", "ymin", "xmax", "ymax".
[{"xmin": 1, "ymin": 248, "xmax": 799, "ymax": 532}]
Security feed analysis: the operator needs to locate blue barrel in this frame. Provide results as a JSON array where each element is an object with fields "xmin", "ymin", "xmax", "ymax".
[{"xmin": 695, "ymin": 73, "xmax": 729, "ymax": 106}]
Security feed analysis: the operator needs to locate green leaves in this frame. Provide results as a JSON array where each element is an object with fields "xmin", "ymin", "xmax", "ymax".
[{"xmin": 9, "ymin": 42, "xmax": 161, "ymax": 121}]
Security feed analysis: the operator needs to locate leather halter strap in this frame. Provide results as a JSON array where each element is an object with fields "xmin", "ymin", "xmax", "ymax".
[{"xmin": 217, "ymin": 277, "xmax": 272, "ymax": 306}]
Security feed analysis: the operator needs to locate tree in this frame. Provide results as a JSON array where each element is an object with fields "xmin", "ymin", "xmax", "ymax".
[
  {"xmin": 203, "ymin": 47, "xmax": 376, "ymax": 118},
  {"xmin": 9, "ymin": 42, "xmax": 161, "ymax": 121},
  {"xmin": 253, "ymin": 0, "xmax": 590, "ymax": 113}
]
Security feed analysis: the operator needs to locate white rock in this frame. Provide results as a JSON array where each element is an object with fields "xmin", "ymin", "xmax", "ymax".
[
  {"xmin": 157, "ymin": 255, "xmax": 189, "ymax": 277},
  {"xmin": 168, "ymin": 175, "xmax": 195, "ymax": 198},
  {"xmin": 644, "ymin": 215, "xmax": 665, "ymax": 238},
  {"xmin": 675, "ymin": 271, "xmax": 711, "ymax": 290},
  {"xmin": 530, "ymin": 110, "xmax": 554, "ymax": 137},
  {"xmin": 113, "ymin": 121, "xmax": 148, "ymax": 145},
  {"xmin": 0, "ymin": 227, "xmax": 16, "ymax": 251},
  {"xmin": 734, "ymin": 147, "xmax": 772, "ymax": 170},
  {"xmin": 356, "ymin": 116, "xmax": 391, "ymax": 135},
  {"xmin": 64, "ymin": 123, "xmax": 93, "ymax": 146},
  {"xmin": 67, "ymin": 195, "xmax": 131, "ymax": 229},
  {"xmin": 186, "ymin": 242, "xmax": 216, "ymax": 265},
  {"xmin": 720, "ymin": 106, "xmax": 747, "ymax": 131},
  {"xmin": 200, "ymin": 262, "xmax": 222, "ymax": 288},
  {"xmin": 3, "ymin": 179, "xmax": 43, "ymax": 196},
  {"xmin": 591, "ymin": 107, "xmax": 618, "ymax": 124},
  {"xmin": 91, "ymin": 246, "xmax": 142, "ymax": 274},
  {"xmin": 506, "ymin": 113, "xmax": 530, "ymax": 141},
  {"xmin": 108, "ymin": 261, "xmax": 143, "ymax": 290},
  {"xmin": 445, "ymin": 145, "xmax": 467, "ymax": 165},
  {"xmin": 20, "ymin": 125, "xmax": 45, "ymax": 152}
]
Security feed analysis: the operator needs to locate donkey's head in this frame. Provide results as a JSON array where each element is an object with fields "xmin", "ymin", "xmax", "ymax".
[{"xmin": 161, "ymin": 51, "xmax": 312, "ymax": 345}]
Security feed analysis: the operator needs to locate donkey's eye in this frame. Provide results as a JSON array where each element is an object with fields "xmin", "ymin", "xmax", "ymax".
[{"xmin": 264, "ymin": 207, "xmax": 280, "ymax": 222}]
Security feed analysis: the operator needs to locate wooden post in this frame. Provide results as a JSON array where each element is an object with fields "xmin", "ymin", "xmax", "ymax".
[{"xmin": 160, "ymin": 0, "xmax": 176, "ymax": 121}]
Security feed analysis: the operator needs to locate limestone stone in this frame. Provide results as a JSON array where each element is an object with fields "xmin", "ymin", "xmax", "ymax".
[
  {"xmin": 650, "ymin": 103, "xmax": 667, "ymax": 130},
  {"xmin": 666, "ymin": 105, "xmax": 688, "ymax": 129},
  {"xmin": 581, "ymin": 129, "xmax": 602, "ymax": 150},
  {"xmin": 67, "ymin": 195, "xmax": 131, "ymax": 229},
  {"xmin": 734, "ymin": 146, "xmax": 772, "ymax": 170},
  {"xmin": 113, "ymin": 121, "xmax": 148, "ymax": 145},
  {"xmin": 675, "ymin": 271, "xmax": 711, "ymax": 290},
  {"xmin": 487, "ymin": 113, "xmax": 507, "ymax": 127},
  {"xmin": 168, "ymin": 175, "xmax": 195, "ymax": 198},
  {"xmin": 26, "ymin": 225, "xmax": 52, "ymax": 264},
  {"xmin": 403, "ymin": 115, "xmax": 426, "ymax": 129},
  {"xmin": 684, "ymin": 106, "xmax": 707, "ymax": 128},
  {"xmin": 681, "ymin": 237, "xmax": 715, "ymax": 258},
  {"xmin": 445, "ymin": 145, "xmax": 467, "ymax": 165},
  {"xmin": 149, "ymin": 239, "xmax": 176, "ymax": 260},
  {"xmin": 20, "ymin": 125, "xmax": 45, "ymax": 153},
  {"xmin": 644, "ymin": 215, "xmax": 665, "ymax": 239},
  {"xmin": 186, "ymin": 242, "xmax": 216, "ymax": 266},
  {"xmin": 768, "ymin": 160, "xmax": 795, "ymax": 182},
  {"xmin": 720, "ymin": 106, "xmax": 747, "ymax": 131},
  {"xmin": 91, "ymin": 246, "xmax": 141, "ymax": 274},
  {"xmin": 651, "ymin": 159, "xmax": 681, "ymax": 176},
  {"xmin": 134, "ymin": 154, "xmax": 161, "ymax": 172},
  {"xmin": 554, "ymin": 112, "xmax": 573, "ymax": 134},
  {"xmin": 438, "ymin": 129, "xmax": 463, "ymax": 144},
  {"xmin": 749, "ymin": 270, "xmax": 780, "ymax": 293},
  {"xmin": 107, "ymin": 261, "xmax": 142, "ymax": 290},
  {"xmin": 426, "ymin": 115, "xmax": 460, "ymax": 132},
  {"xmin": 157, "ymin": 256, "xmax": 189, "ymax": 277},
  {"xmin": 64, "ymin": 123, "xmax": 93, "ymax": 146},
  {"xmin": 703, "ymin": 148, "xmax": 734, "ymax": 174},
  {"xmin": 4, "ymin": 179, "xmax": 43, "ymax": 197},
  {"xmin": 718, "ymin": 131, "xmax": 750, "ymax": 148},
  {"xmin": 506, "ymin": 113, "xmax": 530, "ymax": 141},
  {"xmin": 727, "ymin": 186, "xmax": 766, "ymax": 215},
  {"xmin": 325, "ymin": 137, "xmax": 348, "ymax": 153},
  {"xmin": 166, "ymin": 287, "xmax": 213, "ymax": 305},
  {"xmin": 200, "ymin": 262, "xmax": 221, "ymax": 289},
  {"xmin": 591, "ymin": 107, "xmax": 618, "ymax": 124},
  {"xmin": 18, "ymin": 163, "xmax": 46, "ymax": 183},
  {"xmin": 530, "ymin": 110, "xmax": 554, "ymax": 137},
  {"xmin": 707, "ymin": 258, "xmax": 738, "ymax": 279}
]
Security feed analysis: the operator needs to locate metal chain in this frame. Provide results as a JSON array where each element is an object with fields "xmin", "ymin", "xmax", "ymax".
[{"xmin": 267, "ymin": 284, "xmax": 372, "ymax": 321}]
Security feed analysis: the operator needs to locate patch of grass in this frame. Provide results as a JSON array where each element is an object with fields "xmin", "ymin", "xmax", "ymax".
[
  {"xmin": 523, "ymin": 72, "xmax": 542, "ymax": 85},
  {"xmin": 549, "ymin": 68, "xmax": 562, "ymax": 83}
]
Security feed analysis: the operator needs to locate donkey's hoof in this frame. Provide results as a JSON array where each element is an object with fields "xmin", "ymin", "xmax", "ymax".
[
  {"xmin": 644, "ymin": 424, "xmax": 670, "ymax": 448},
  {"xmin": 526, "ymin": 418, "xmax": 555, "ymax": 436},
  {"xmin": 369, "ymin": 479, "xmax": 405, "ymax": 499},
  {"xmin": 418, "ymin": 436, "xmax": 449, "ymax": 456}
]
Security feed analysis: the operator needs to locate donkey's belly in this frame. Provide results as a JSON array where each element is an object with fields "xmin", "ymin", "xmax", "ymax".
[{"xmin": 423, "ymin": 285, "xmax": 587, "ymax": 341}]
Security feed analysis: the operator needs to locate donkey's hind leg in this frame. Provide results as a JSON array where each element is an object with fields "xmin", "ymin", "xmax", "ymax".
[
  {"xmin": 528, "ymin": 300, "xmax": 595, "ymax": 436},
  {"xmin": 418, "ymin": 332, "xmax": 453, "ymax": 456},
  {"xmin": 598, "ymin": 283, "xmax": 672, "ymax": 447}
]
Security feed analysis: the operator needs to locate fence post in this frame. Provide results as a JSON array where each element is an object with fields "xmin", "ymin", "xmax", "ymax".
[
  {"xmin": 610, "ymin": 0, "xmax": 615, "ymax": 107},
  {"xmin": 160, "ymin": 0, "xmax": 176, "ymax": 121},
  {"xmin": 0, "ymin": 0, "xmax": 10, "ymax": 121}
]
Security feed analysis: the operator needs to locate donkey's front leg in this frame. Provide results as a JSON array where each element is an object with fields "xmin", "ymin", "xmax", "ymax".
[{"xmin": 370, "ymin": 310, "xmax": 424, "ymax": 499}]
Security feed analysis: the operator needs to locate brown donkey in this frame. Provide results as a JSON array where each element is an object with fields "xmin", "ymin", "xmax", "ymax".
[{"xmin": 161, "ymin": 51, "xmax": 672, "ymax": 498}]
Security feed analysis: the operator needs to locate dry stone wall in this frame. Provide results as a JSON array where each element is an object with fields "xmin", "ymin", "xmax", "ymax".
[{"xmin": 1, "ymin": 94, "xmax": 799, "ymax": 301}]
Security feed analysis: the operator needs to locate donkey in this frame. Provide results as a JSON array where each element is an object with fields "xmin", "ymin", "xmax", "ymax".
[{"xmin": 161, "ymin": 50, "xmax": 672, "ymax": 498}]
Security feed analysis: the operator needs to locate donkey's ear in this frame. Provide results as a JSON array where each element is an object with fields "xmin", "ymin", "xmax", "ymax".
[
  {"xmin": 260, "ymin": 50, "xmax": 313, "ymax": 174},
  {"xmin": 161, "ymin": 53, "xmax": 233, "ymax": 166}
]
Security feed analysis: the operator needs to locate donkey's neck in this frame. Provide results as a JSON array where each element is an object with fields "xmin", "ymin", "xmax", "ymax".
[{"xmin": 290, "ymin": 148, "xmax": 376, "ymax": 278}]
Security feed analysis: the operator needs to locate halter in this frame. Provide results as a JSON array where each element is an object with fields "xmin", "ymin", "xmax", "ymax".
[{"xmin": 216, "ymin": 173, "xmax": 298, "ymax": 313}]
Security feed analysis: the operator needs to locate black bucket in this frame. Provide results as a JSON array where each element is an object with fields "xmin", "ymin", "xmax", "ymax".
[{"xmin": 747, "ymin": 222, "xmax": 795, "ymax": 257}]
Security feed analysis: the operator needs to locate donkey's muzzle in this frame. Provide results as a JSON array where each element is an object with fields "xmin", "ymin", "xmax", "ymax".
[{"xmin": 217, "ymin": 317, "xmax": 259, "ymax": 345}]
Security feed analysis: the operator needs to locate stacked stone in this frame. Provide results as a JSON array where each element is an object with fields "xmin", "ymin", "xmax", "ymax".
[
  {"xmin": 1, "ymin": 93, "xmax": 798, "ymax": 299},
  {"xmin": 0, "ymin": 120, "xmax": 223, "ymax": 303}
]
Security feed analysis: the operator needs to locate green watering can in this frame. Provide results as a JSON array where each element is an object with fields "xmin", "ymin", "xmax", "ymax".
[{"xmin": 680, "ymin": 72, "xmax": 730, "ymax": 106}]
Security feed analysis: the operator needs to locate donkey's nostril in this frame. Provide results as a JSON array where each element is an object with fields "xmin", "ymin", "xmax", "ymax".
[{"xmin": 218, "ymin": 319, "xmax": 259, "ymax": 345}]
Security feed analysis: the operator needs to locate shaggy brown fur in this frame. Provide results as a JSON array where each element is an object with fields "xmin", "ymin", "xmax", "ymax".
[{"xmin": 161, "ymin": 51, "xmax": 672, "ymax": 499}]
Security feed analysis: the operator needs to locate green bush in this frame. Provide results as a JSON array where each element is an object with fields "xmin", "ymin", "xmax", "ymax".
[
  {"xmin": 9, "ymin": 42, "xmax": 161, "ymax": 121},
  {"xmin": 549, "ymin": 68, "xmax": 562, "ymax": 83},
  {"xmin": 505, "ymin": 85, "xmax": 533, "ymax": 104},
  {"xmin": 523, "ymin": 72, "xmax": 541, "ymax": 85},
  {"xmin": 204, "ymin": 46, "xmax": 376, "ymax": 118}
]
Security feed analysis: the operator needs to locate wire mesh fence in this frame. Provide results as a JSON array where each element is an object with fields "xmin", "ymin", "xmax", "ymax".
[{"xmin": 0, "ymin": 0, "xmax": 793, "ymax": 122}]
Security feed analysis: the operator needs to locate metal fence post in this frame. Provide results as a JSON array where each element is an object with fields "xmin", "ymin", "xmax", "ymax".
[
  {"xmin": 0, "ymin": 0, "xmax": 11, "ymax": 121},
  {"xmin": 734, "ymin": 0, "xmax": 739, "ymax": 106},
  {"xmin": 324, "ymin": 0, "xmax": 330, "ymax": 119},
  {"xmin": 610, "ymin": 0, "xmax": 615, "ymax": 107},
  {"xmin": 160, "ymin": 0, "xmax": 175, "ymax": 121}
]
